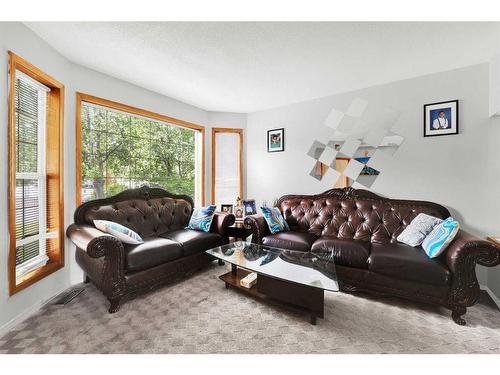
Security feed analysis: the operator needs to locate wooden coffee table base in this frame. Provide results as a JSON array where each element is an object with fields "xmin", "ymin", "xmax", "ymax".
[{"xmin": 220, "ymin": 264, "xmax": 324, "ymax": 325}]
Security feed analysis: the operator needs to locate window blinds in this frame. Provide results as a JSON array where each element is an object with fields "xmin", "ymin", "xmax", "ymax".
[{"xmin": 14, "ymin": 70, "xmax": 52, "ymax": 279}]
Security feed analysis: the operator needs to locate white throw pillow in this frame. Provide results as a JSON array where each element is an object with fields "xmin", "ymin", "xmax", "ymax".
[
  {"xmin": 93, "ymin": 220, "xmax": 143, "ymax": 245},
  {"xmin": 397, "ymin": 213, "xmax": 442, "ymax": 247}
]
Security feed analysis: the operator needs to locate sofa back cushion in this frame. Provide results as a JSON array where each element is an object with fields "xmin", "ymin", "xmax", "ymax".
[
  {"xmin": 74, "ymin": 187, "xmax": 193, "ymax": 239},
  {"xmin": 277, "ymin": 188, "xmax": 450, "ymax": 244}
]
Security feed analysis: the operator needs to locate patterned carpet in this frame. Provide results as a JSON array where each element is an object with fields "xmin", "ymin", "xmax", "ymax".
[{"xmin": 1, "ymin": 263, "xmax": 499, "ymax": 354}]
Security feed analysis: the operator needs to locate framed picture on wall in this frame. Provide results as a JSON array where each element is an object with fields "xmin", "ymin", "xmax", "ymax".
[
  {"xmin": 267, "ymin": 128, "xmax": 285, "ymax": 152},
  {"xmin": 423, "ymin": 100, "xmax": 459, "ymax": 137}
]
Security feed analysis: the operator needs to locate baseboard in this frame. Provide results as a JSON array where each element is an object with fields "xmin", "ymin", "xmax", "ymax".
[
  {"xmin": 0, "ymin": 285, "xmax": 69, "ymax": 339},
  {"xmin": 480, "ymin": 284, "xmax": 500, "ymax": 309}
]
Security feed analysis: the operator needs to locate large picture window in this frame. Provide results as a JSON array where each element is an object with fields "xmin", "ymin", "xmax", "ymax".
[
  {"xmin": 8, "ymin": 52, "xmax": 64, "ymax": 295},
  {"xmin": 76, "ymin": 94, "xmax": 205, "ymax": 206}
]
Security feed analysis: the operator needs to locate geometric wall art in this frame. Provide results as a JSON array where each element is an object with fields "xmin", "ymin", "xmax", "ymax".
[{"xmin": 307, "ymin": 98, "xmax": 404, "ymax": 189}]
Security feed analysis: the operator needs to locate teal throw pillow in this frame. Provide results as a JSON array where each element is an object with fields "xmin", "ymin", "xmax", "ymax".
[
  {"xmin": 261, "ymin": 206, "xmax": 290, "ymax": 234},
  {"xmin": 421, "ymin": 217, "xmax": 460, "ymax": 258},
  {"xmin": 186, "ymin": 205, "xmax": 217, "ymax": 232}
]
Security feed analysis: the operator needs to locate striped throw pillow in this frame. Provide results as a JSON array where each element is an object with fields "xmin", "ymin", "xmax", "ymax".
[{"xmin": 93, "ymin": 220, "xmax": 143, "ymax": 245}]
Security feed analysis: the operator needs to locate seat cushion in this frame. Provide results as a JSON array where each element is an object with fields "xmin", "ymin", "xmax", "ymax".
[
  {"xmin": 262, "ymin": 231, "xmax": 317, "ymax": 252},
  {"xmin": 161, "ymin": 229, "xmax": 223, "ymax": 256},
  {"xmin": 368, "ymin": 242, "xmax": 451, "ymax": 286},
  {"xmin": 311, "ymin": 237, "xmax": 371, "ymax": 268},
  {"xmin": 124, "ymin": 237, "xmax": 183, "ymax": 272}
]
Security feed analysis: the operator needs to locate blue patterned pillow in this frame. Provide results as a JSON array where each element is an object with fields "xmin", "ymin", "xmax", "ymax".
[
  {"xmin": 186, "ymin": 205, "xmax": 217, "ymax": 232},
  {"xmin": 93, "ymin": 220, "xmax": 143, "ymax": 245},
  {"xmin": 261, "ymin": 206, "xmax": 290, "ymax": 234},
  {"xmin": 422, "ymin": 217, "xmax": 460, "ymax": 258}
]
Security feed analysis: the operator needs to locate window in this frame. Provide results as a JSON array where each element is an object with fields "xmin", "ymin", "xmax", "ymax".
[
  {"xmin": 8, "ymin": 52, "xmax": 64, "ymax": 295},
  {"xmin": 76, "ymin": 94, "xmax": 205, "ymax": 206}
]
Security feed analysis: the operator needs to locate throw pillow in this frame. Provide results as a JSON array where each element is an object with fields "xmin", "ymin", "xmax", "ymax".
[
  {"xmin": 93, "ymin": 219, "xmax": 143, "ymax": 245},
  {"xmin": 261, "ymin": 206, "xmax": 290, "ymax": 234},
  {"xmin": 397, "ymin": 213, "xmax": 443, "ymax": 247},
  {"xmin": 422, "ymin": 217, "xmax": 460, "ymax": 258},
  {"xmin": 186, "ymin": 205, "xmax": 217, "ymax": 232}
]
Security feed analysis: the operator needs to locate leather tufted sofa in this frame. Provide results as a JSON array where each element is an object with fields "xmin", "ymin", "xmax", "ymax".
[
  {"xmin": 244, "ymin": 187, "xmax": 500, "ymax": 325},
  {"xmin": 67, "ymin": 186, "xmax": 235, "ymax": 313}
]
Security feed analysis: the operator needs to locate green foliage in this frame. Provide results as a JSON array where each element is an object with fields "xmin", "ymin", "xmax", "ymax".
[{"xmin": 81, "ymin": 104, "xmax": 196, "ymax": 201}]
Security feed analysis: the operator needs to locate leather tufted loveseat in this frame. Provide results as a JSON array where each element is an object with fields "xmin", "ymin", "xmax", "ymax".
[
  {"xmin": 67, "ymin": 186, "xmax": 235, "ymax": 313},
  {"xmin": 244, "ymin": 187, "xmax": 500, "ymax": 325}
]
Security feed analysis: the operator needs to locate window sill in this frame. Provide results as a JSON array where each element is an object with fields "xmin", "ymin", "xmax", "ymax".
[{"xmin": 10, "ymin": 260, "xmax": 64, "ymax": 296}]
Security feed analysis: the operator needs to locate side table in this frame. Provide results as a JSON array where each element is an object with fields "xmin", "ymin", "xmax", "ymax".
[{"xmin": 226, "ymin": 223, "xmax": 252, "ymax": 242}]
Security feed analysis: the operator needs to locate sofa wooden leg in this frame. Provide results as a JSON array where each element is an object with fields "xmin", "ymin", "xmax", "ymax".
[
  {"xmin": 108, "ymin": 298, "xmax": 122, "ymax": 314},
  {"xmin": 84, "ymin": 274, "xmax": 90, "ymax": 284},
  {"xmin": 451, "ymin": 306, "xmax": 467, "ymax": 326}
]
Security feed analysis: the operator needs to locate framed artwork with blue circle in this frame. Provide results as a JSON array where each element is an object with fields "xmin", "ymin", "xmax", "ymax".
[{"xmin": 423, "ymin": 100, "xmax": 459, "ymax": 137}]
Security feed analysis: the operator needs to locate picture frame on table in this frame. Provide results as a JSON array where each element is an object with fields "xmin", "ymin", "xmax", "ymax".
[
  {"xmin": 267, "ymin": 128, "xmax": 285, "ymax": 152},
  {"xmin": 234, "ymin": 206, "xmax": 244, "ymax": 219},
  {"xmin": 423, "ymin": 100, "xmax": 459, "ymax": 137},
  {"xmin": 221, "ymin": 204, "xmax": 234, "ymax": 213},
  {"xmin": 242, "ymin": 199, "xmax": 257, "ymax": 216}
]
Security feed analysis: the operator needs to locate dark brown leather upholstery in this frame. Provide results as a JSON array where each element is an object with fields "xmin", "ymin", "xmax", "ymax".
[
  {"xmin": 245, "ymin": 187, "xmax": 500, "ymax": 325},
  {"xmin": 124, "ymin": 238, "xmax": 183, "ymax": 272},
  {"xmin": 161, "ymin": 229, "xmax": 223, "ymax": 257},
  {"xmin": 262, "ymin": 232, "xmax": 317, "ymax": 252},
  {"xmin": 67, "ymin": 186, "xmax": 235, "ymax": 313},
  {"xmin": 312, "ymin": 237, "xmax": 370, "ymax": 268},
  {"xmin": 368, "ymin": 242, "xmax": 451, "ymax": 286}
]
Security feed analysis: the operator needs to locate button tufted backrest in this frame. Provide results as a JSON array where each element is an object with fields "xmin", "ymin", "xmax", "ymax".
[
  {"xmin": 74, "ymin": 186, "xmax": 194, "ymax": 238},
  {"xmin": 277, "ymin": 188, "xmax": 450, "ymax": 244}
]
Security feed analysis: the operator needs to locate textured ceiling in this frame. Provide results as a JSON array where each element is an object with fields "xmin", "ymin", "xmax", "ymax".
[{"xmin": 26, "ymin": 22, "xmax": 500, "ymax": 113}]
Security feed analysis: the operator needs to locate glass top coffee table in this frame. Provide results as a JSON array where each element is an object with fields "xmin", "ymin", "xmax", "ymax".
[{"xmin": 206, "ymin": 241, "xmax": 338, "ymax": 325}]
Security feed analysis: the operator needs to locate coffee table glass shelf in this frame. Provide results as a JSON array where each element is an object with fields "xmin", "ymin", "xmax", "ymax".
[{"xmin": 206, "ymin": 241, "xmax": 338, "ymax": 324}]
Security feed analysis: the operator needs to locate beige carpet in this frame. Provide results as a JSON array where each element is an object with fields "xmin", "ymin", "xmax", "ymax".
[{"xmin": 1, "ymin": 263, "xmax": 499, "ymax": 354}]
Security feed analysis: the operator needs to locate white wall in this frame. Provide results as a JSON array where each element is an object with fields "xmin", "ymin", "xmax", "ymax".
[
  {"xmin": 246, "ymin": 63, "xmax": 500, "ymax": 296},
  {"xmin": 0, "ymin": 23, "xmax": 243, "ymax": 333}
]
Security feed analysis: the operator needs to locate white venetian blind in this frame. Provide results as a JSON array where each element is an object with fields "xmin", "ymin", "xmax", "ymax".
[{"xmin": 14, "ymin": 70, "xmax": 53, "ymax": 279}]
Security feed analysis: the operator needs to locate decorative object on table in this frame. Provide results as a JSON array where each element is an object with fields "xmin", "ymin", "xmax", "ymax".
[
  {"xmin": 267, "ymin": 128, "xmax": 285, "ymax": 152},
  {"xmin": 423, "ymin": 100, "xmax": 459, "ymax": 137},
  {"xmin": 242, "ymin": 199, "xmax": 257, "ymax": 215},
  {"xmin": 422, "ymin": 217, "xmax": 460, "ymax": 258},
  {"xmin": 397, "ymin": 213, "xmax": 443, "ymax": 247},
  {"xmin": 261, "ymin": 206, "xmax": 290, "ymax": 234},
  {"xmin": 186, "ymin": 205, "xmax": 217, "ymax": 232},
  {"xmin": 234, "ymin": 205, "xmax": 244, "ymax": 219},
  {"xmin": 221, "ymin": 204, "xmax": 234, "ymax": 213},
  {"xmin": 240, "ymin": 272, "xmax": 258, "ymax": 288},
  {"xmin": 236, "ymin": 196, "xmax": 241, "ymax": 206},
  {"xmin": 93, "ymin": 219, "xmax": 143, "ymax": 244}
]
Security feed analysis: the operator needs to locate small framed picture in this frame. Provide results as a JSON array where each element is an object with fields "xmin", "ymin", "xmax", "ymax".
[
  {"xmin": 234, "ymin": 206, "xmax": 244, "ymax": 219},
  {"xmin": 242, "ymin": 199, "xmax": 257, "ymax": 216},
  {"xmin": 267, "ymin": 128, "xmax": 285, "ymax": 152},
  {"xmin": 221, "ymin": 204, "xmax": 233, "ymax": 213},
  {"xmin": 423, "ymin": 100, "xmax": 459, "ymax": 137}
]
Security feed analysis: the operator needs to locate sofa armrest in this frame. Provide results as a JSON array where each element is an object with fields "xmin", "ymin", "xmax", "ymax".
[
  {"xmin": 445, "ymin": 229, "xmax": 500, "ymax": 306},
  {"xmin": 66, "ymin": 223, "xmax": 125, "ymax": 260},
  {"xmin": 244, "ymin": 214, "xmax": 270, "ymax": 244},
  {"xmin": 210, "ymin": 212, "xmax": 236, "ymax": 237}
]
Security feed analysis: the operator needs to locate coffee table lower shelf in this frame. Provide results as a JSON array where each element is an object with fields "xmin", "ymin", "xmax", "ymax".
[{"xmin": 219, "ymin": 264, "xmax": 324, "ymax": 325}]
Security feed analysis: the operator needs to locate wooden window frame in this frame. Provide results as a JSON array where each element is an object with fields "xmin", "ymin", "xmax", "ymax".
[
  {"xmin": 75, "ymin": 93, "xmax": 206, "ymax": 206},
  {"xmin": 211, "ymin": 127, "xmax": 244, "ymax": 204},
  {"xmin": 8, "ymin": 51, "xmax": 65, "ymax": 296}
]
